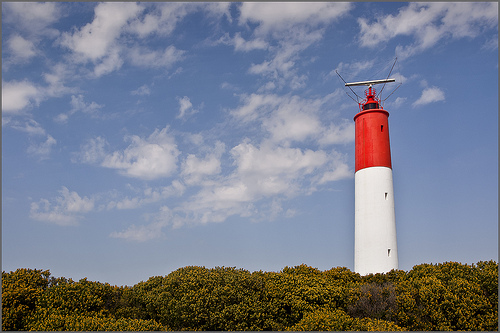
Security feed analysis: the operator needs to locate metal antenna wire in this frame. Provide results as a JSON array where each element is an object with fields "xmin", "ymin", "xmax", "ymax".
[
  {"xmin": 377, "ymin": 57, "xmax": 397, "ymax": 99},
  {"xmin": 336, "ymin": 70, "xmax": 362, "ymax": 103}
]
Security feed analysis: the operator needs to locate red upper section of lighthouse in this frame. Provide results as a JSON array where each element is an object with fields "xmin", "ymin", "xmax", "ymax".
[{"xmin": 354, "ymin": 87, "xmax": 392, "ymax": 172}]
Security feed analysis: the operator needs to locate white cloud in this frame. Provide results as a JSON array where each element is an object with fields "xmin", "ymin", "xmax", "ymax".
[
  {"xmin": 2, "ymin": 2, "xmax": 61, "ymax": 37},
  {"xmin": 358, "ymin": 3, "xmax": 498, "ymax": 58},
  {"xmin": 128, "ymin": 3, "xmax": 193, "ymax": 37},
  {"xmin": 176, "ymin": 96, "xmax": 198, "ymax": 120},
  {"xmin": 178, "ymin": 180, "xmax": 256, "ymax": 225},
  {"xmin": 387, "ymin": 96, "xmax": 407, "ymax": 110},
  {"xmin": 74, "ymin": 136, "xmax": 109, "ymax": 164},
  {"xmin": 217, "ymin": 32, "xmax": 268, "ymax": 52},
  {"xmin": 7, "ymin": 35, "xmax": 37, "ymax": 60},
  {"xmin": 60, "ymin": 2, "xmax": 142, "ymax": 61},
  {"xmin": 315, "ymin": 154, "xmax": 352, "ymax": 185},
  {"xmin": 58, "ymin": 2, "xmax": 145, "ymax": 77},
  {"xmin": 110, "ymin": 206, "xmax": 176, "ymax": 241},
  {"xmin": 106, "ymin": 181, "xmax": 185, "ymax": 211},
  {"xmin": 69, "ymin": 90, "xmax": 353, "ymax": 232},
  {"xmin": 230, "ymin": 93, "xmax": 281, "ymax": 122},
  {"xmin": 76, "ymin": 127, "xmax": 181, "ymax": 180},
  {"xmin": 92, "ymin": 48, "xmax": 124, "ymax": 77},
  {"xmin": 482, "ymin": 35, "xmax": 498, "ymax": 51},
  {"xmin": 2, "ymin": 80, "xmax": 41, "ymax": 113},
  {"xmin": 238, "ymin": 3, "xmax": 352, "ymax": 91},
  {"xmin": 99, "ymin": 126, "xmax": 180, "ymax": 180},
  {"xmin": 42, "ymin": 63, "xmax": 78, "ymax": 98},
  {"xmin": 174, "ymin": 139, "xmax": 351, "ymax": 225},
  {"xmin": 131, "ymin": 84, "xmax": 152, "ymax": 96},
  {"xmin": 27, "ymin": 135, "xmax": 57, "ymax": 159},
  {"xmin": 231, "ymin": 92, "xmax": 351, "ymax": 146},
  {"xmin": 247, "ymin": 27, "xmax": 324, "ymax": 90},
  {"xmin": 30, "ymin": 187, "xmax": 94, "ymax": 226},
  {"xmin": 9, "ymin": 119, "xmax": 56, "ymax": 159},
  {"xmin": 413, "ymin": 87, "xmax": 445, "ymax": 107},
  {"xmin": 128, "ymin": 3, "xmax": 230, "ymax": 38},
  {"xmin": 129, "ymin": 45, "xmax": 185, "ymax": 69},
  {"xmin": 55, "ymin": 94, "xmax": 104, "ymax": 123},
  {"xmin": 97, "ymin": 90, "xmax": 353, "ymax": 228},
  {"xmin": 181, "ymin": 141, "xmax": 225, "ymax": 185},
  {"xmin": 3, "ymin": 65, "xmax": 76, "ymax": 115},
  {"xmin": 70, "ymin": 94, "xmax": 104, "ymax": 115},
  {"xmin": 109, "ymin": 221, "xmax": 167, "ymax": 242},
  {"xmin": 333, "ymin": 60, "xmax": 375, "ymax": 79},
  {"xmin": 11, "ymin": 119, "xmax": 46, "ymax": 136},
  {"xmin": 181, "ymin": 142, "xmax": 329, "ymax": 223},
  {"xmin": 233, "ymin": 33, "xmax": 268, "ymax": 52},
  {"xmin": 201, "ymin": 2, "xmax": 232, "ymax": 23},
  {"xmin": 318, "ymin": 120, "xmax": 355, "ymax": 146},
  {"xmin": 262, "ymin": 96, "xmax": 322, "ymax": 144},
  {"xmin": 232, "ymin": 142, "xmax": 327, "ymax": 181},
  {"xmin": 239, "ymin": 2, "xmax": 352, "ymax": 36}
]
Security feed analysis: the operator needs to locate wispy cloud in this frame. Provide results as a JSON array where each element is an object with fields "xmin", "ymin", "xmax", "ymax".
[
  {"xmin": 9, "ymin": 119, "xmax": 56, "ymax": 159},
  {"xmin": 413, "ymin": 86, "xmax": 445, "ymax": 107},
  {"xmin": 27, "ymin": 135, "xmax": 57, "ymax": 160},
  {"xmin": 105, "ymin": 181, "xmax": 185, "ymax": 211},
  {"xmin": 128, "ymin": 45, "xmax": 185, "ymax": 69},
  {"xmin": 358, "ymin": 2, "xmax": 498, "ymax": 59},
  {"xmin": 55, "ymin": 94, "xmax": 104, "ymax": 123},
  {"xmin": 2, "ymin": 63, "xmax": 76, "ymax": 115},
  {"xmin": 60, "ymin": 2, "xmax": 142, "ymax": 62},
  {"xmin": 109, "ymin": 206, "xmax": 174, "ymax": 241},
  {"xmin": 238, "ymin": 2, "xmax": 353, "ymax": 91},
  {"xmin": 181, "ymin": 141, "xmax": 225, "ymax": 185},
  {"xmin": 30, "ymin": 187, "xmax": 94, "ymax": 226},
  {"xmin": 77, "ymin": 125, "xmax": 180, "ymax": 180},
  {"xmin": 11, "ymin": 119, "xmax": 46, "ymax": 136},
  {"xmin": 238, "ymin": 2, "xmax": 352, "ymax": 36},
  {"xmin": 176, "ymin": 96, "xmax": 201, "ymax": 120},
  {"xmin": 18, "ymin": 3, "xmax": 360, "ymax": 240},
  {"xmin": 216, "ymin": 32, "xmax": 268, "ymax": 52},
  {"xmin": 2, "ymin": 80, "xmax": 41, "ymax": 114},
  {"xmin": 7, "ymin": 35, "xmax": 37, "ymax": 60},
  {"xmin": 2, "ymin": 2, "xmax": 61, "ymax": 37},
  {"xmin": 131, "ymin": 84, "xmax": 152, "ymax": 96},
  {"xmin": 109, "ymin": 221, "xmax": 168, "ymax": 242}
]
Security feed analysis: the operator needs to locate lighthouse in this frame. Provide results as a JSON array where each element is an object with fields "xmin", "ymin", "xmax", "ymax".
[{"xmin": 346, "ymin": 79, "xmax": 399, "ymax": 275}]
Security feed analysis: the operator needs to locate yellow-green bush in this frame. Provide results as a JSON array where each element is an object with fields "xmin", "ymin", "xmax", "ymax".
[
  {"xmin": 289, "ymin": 307, "xmax": 405, "ymax": 331},
  {"xmin": 25, "ymin": 310, "xmax": 163, "ymax": 331},
  {"xmin": 2, "ymin": 261, "xmax": 497, "ymax": 331},
  {"xmin": 2, "ymin": 268, "xmax": 50, "ymax": 330}
]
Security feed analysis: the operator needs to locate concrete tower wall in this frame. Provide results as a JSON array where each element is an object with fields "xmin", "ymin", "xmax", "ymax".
[{"xmin": 354, "ymin": 166, "xmax": 398, "ymax": 275}]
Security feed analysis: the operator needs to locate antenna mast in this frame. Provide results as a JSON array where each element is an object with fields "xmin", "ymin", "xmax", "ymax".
[
  {"xmin": 344, "ymin": 78, "xmax": 395, "ymax": 112},
  {"xmin": 336, "ymin": 57, "xmax": 401, "ymax": 111}
]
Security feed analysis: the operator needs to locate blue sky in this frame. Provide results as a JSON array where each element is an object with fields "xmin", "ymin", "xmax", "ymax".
[{"xmin": 2, "ymin": 2, "xmax": 498, "ymax": 287}]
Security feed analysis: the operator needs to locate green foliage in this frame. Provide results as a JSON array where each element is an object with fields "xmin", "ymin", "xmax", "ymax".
[
  {"xmin": 2, "ymin": 268, "xmax": 50, "ymax": 330},
  {"xmin": 31, "ymin": 277, "xmax": 112, "ymax": 317},
  {"xmin": 25, "ymin": 311, "xmax": 163, "ymax": 331},
  {"xmin": 347, "ymin": 282, "xmax": 397, "ymax": 321},
  {"xmin": 2, "ymin": 261, "xmax": 497, "ymax": 331},
  {"xmin": 289, "ymin": 307, "xmax": 405, "ymax": 331},
  {"xmin": 393, "ymin": 261, "xmax": 498, "ymax": 331}
]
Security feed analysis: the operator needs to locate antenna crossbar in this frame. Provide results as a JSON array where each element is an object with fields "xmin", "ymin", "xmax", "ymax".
[{"xmin": 345, "ymin": 78, "xmax": 395, "ymax": 87}]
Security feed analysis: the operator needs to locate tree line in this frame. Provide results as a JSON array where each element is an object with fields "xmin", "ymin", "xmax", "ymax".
[{"xmin": 2, "ymin": 260, "xmax": 497, "ymax": 331}]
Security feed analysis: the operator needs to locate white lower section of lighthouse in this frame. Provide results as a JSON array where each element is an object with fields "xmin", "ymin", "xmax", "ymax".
[{"xmin": 355, "ymin": 166, "xmax": 398, "ymax": 275}]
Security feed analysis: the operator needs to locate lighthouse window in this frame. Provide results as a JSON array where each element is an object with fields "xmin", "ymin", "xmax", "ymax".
[
  {"xmin": 363, "ymin": 102, "xmax": 378, "ymax": 110},
  {"xmin": 381, "ymin": 125, "xmax": 384, "ymax": 132},
  {"xmin": 388, "ymin": 249, "xmax": 391, "ymax": 257},
  {"xmin": 385, "ymin": 192, "xmax": 388, "ymax": 200}
]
